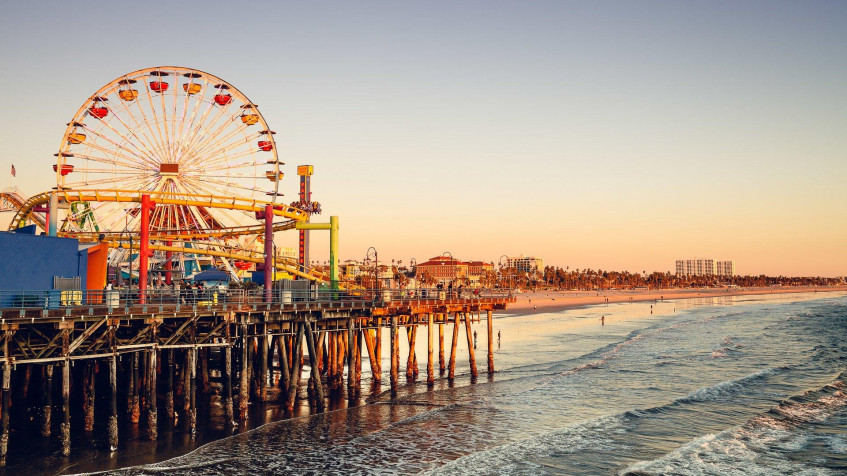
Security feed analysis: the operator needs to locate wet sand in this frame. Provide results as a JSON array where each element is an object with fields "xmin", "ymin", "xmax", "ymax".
[{"xmin": 506, "ymin": 285, "xmax": 847, "ymax": 314}]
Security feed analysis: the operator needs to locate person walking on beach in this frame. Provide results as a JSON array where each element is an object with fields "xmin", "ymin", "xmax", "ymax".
[
  {"xmin": 498, "ymin": 330, "xmax": 501, "ymax": 348},
  {"xmin": 473, "ymin": 330, "xmax": 477, "ymax": 349},
  {"xmin": 600, "ymin": 315, "xmax": 605, "ymax": 325}
]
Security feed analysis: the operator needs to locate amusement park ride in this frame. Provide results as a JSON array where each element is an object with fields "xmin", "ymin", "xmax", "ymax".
[{"xmin": 2, "ymin": 66, "xmax": 336, "ymax": 289}]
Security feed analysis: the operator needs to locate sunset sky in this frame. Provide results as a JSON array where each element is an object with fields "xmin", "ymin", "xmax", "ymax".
[{"xmin": 1, "ymin": 1, "xmax": 845, "ymax": 276}]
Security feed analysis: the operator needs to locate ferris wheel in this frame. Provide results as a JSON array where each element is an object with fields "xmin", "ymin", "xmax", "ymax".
[{"xmin": 55, "ymin": 66, "xmax": 283, "ymax": 236}]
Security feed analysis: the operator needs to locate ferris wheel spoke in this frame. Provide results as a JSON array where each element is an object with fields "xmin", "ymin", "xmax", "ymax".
[
  {"xmin": 178, "ymin": 179, "xmax": 251, "ymax": 227},
  {"xmin": 180, "ymin": 97, "xmax": 234, "ymax": 157},
  {"xmin": 182, "ymin": 175, "xmax": 263, "ymax": 196},
  {"xmin": 94, "ymin": 110, "xmax": 162, "ymax": 166},
  {"xmin": 124, "ymin": 84, "xmax": 170, "ymax": 161},
  {"xmin": 183, "ymin": 132, "xmax": 261, "ymax": 170},
  {"xmin": 66, "ymin": 153, "xmax": 148, "ymax": 171},
  {"xmin": 104, "ymin": 105, "xmax": 166, "ymax": 165},
  {"xmin": 174, "ymin": 82, "xmax": 212, "ymax": 163},
  {"xmin": 79, "ymin": 124, "xmax": 156, "ymax": 165},
  {"xmin": 143, "ymin": 75, "xmax": 171, "ymax": 163},
  {"xmin": 180, "ymin": 113, "xmax": 244, "ymax": 165}
]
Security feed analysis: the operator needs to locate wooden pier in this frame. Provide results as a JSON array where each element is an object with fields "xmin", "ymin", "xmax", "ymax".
[{"xmin": 0, "ymin": 289, "xmax": 512, "ymax": 466}]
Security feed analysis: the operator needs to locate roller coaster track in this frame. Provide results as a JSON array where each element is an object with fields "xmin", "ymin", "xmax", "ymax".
[
  {"xmin": 1, "ymin": 188, "xmax": 46, "ymax": 230},
  {"xmin": 7, "ymin": 189, "xmax": 332, "ymax": 283}
]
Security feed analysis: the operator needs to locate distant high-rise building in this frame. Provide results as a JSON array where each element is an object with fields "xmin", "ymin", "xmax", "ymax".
[{"xmin": 676, "ymin": 258, "xmax": 736, "ymax": 277}]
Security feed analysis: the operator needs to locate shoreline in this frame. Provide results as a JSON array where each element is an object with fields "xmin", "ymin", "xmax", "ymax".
[{"xmin": 500, "ymin": 285, "xmax": 847, "ymax": 315}]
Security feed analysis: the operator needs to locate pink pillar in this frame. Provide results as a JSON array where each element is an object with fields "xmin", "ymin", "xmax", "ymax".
[
  {"xmin": 139, "ymin": 194, "xmax": 153, "ymax": 305},
  {"xmin": 264, "ymin": 204, "xmax": 273, "ymax": 303}
]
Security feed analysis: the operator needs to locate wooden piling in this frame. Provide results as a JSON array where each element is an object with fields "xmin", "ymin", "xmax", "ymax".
[
  {"xmin": 259, "ymin": 324, "xmax": 268, "ymax": 401},
  {"xmin": 199, "ymin": 348, "xmax": 211, "ymax": 394},
  {"xmin": 83, "ymin": 361, "xmax": 95, "ymax": 432},
  {"xmin": 61, "ymin": 360, "xmax": 70, "ymax": 456},
  {"xmin": 60, "ymin": 331, "xmax": 70, "ymax": 456},
  {"xmin": 464, "ymin": 312, "xmax": 478, "ymax": 379},
  {"xmin": 390, "ymin": 316, "xmax": 398, "ymax": 394},
  {"xmin": 223, "ymin": 344, "xmax": 234, "ymax": 426},
  {"xmin": 108, "ymin": 355, "xmax": 118, "ymax": 450},
  {"xmin": 448, "ymin": 313, "xmax": 459, "ymax": 380},
  {"xmin": 303, "ymin": 321, "xmax": 325, "ymax": 411},
  {"xmin": 1, "ymin": 362, "xmax": 11, "ymax": 467},
  {"xmin": 147, "ymin": 349, "xmax": 158, "ymax": 440},
  {"xmin": 131, "ymin": 352, "xmax": 141, "ymax": 424},
  {"xmin": 165, "ymin": 350, "xmax": 174, "ymax": 425},
  {"xmin": 439, "ymin": 319, "xmax": 445, "ymax": 373},
  {"xmin": 427, "ymin": 313, "xmax": 435, "ymax": 386},
  {"xmin": 364, "ymin": 329, "xmax": 379, "ymax": 383},
  {"xmin": 347, "ymin": 318, "xmax": 356, "ymax": 401},
  {"xmin": 487, "ymin": 310, "xmax": 494, "ymax": 374},
  {"xmin": 286, "ymin": 323, "xmax": 303, "ymax": 411},
  {"xmin": 354, "ymin": 329, "xmax": 362, "ymax": 399},
  {"xmin": 277, "ymin": 330, "xmax": 290, "ymax": 394},
  {"xmin": 188, "ymin": 347, "xmax": 197, "ymax": 435},
  {"xmin": 41, "ymin": 364, "xmax": 53, "ymax": 437},
  {"xmin": 406, "ymin": 325, "xmax": 418, "ymax": 379},
  {"xmin": 239, "ymin": 323, "xmax": 249, "ymax": 420}
]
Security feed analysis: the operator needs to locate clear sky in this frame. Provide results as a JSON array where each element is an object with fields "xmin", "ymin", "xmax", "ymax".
[{"xmin": 1, "ymin": 1, "xmax": 845, "ymax": 276}]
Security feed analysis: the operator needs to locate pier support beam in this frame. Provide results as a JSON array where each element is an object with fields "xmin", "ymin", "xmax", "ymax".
[
  {"xmin": 130, "ymin": 352, "xmax": 140, "ymax": 424},
  {"xmin": 286, "ymin": 324, "xmax": 303, "ymax": 411},
  {"xmin": 406, "ymin": 325, "xmax": 418, "ymax": 379},
  {"xmin": 439, "ymin": 320, "xmax": 445, "ymax": 373},
  {"xmin": 277, "ymin": 332, "xmax": 290, "ymax": 396},
  {"xmin": 108, "ymin": 354, "xmax": 118, "ymax": 450},
  {"xmin": 165, "ymin": 350, "xmax": 174, "ymax": 426},
  {"xmin": 465, "ymin": 312, "xmax": 478, "ymax": 379},
  {"xmin": 147, "ymin": 349, "xmax": 158, "ymax": 440},
  {"xmin": 222, "ymin": 344, "xmax": 234, "ymax": 426},
  {"xmin": 347, "ymin": 318, "xmax": 356, "ymax": 402},
  {"xmin": 390, "ymin": 316, "xmax": 398, "ymax": 395},
  {"xmin": 304, "ymin": 321, "xmax": 325, "ymax": 411},
  {"xmin": 259, "ymin": 324, "xmax": 268, "ymax": 401},
  {"xmin": 1, "ymin": 362, "xmax": 10, "ymax": 467},
  {"xmin": 83, "ymin": 361, "xmax": 95, "ymax": 432},
  {"xmin": 188, "ymin": 348, "xmax": 197, "ymax": 435},
  {"xmin": 239, "ymin": 324, "xmax": 249, "ymax": 420},
  {"xmin": 60, "ymin": 360, "xmax": 70, "ymax": 456},
  {"xmin": 487, "ymin": 310, "xmax": 494, "ymax": 374},
  {"xmin": 427, "ymin": 313, "xmax": 435, "ymax": 386},
  {"xmin": 448, "ymin": 313, "xmax": 459, "ymax": 381},
  {"xmin": 41, "ymin": 364, "xmax": 53, "ymax": 437},
  {"xmin": 364, "ymin": 329, "xmax": 379, "ymax": 384}
]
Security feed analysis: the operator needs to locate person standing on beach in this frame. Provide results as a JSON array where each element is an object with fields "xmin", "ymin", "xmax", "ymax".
[
  {"xmin": 601, "ymin": 315, "xmax": 605, "ymax": 325},
  {"xmin": 498, "ymin": 330, "xmax": 501, "ymax": 348},
  {"xmin": 473, "ymin": 330, "xmax": 477, "ymax": 349}
]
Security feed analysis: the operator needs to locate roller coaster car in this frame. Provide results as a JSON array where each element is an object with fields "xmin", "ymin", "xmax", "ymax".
[{"xmin": 150, "ymin": 81, "xmax": 169, "ymax": 93}]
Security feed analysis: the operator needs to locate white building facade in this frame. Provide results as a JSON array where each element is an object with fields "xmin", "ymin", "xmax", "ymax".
[
  {"xmin": 676, "ymin": 258, "xmax": 736, "ymax": 277},
  {"xmin": 506, "ymin": 255, "xmax": 544, "ymax": 275}
]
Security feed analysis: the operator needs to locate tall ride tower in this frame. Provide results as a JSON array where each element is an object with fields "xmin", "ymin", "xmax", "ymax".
[{"xmin": 295, "ymin": 165, "xmax": 318, "ymax": 277}]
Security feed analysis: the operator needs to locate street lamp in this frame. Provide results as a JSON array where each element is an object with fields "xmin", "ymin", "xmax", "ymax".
[{"xmin": 366, "ymin": 247, "xmax": 378, "ymax": 290}]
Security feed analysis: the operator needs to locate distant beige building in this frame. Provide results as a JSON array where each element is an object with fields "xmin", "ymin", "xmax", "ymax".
[
  {"xmin": 506, "ymin": 255, "xmax": 544, "ymax": 275},
  {"xmin": 676, "ymin": 258, "xmax": 736, "ymax": 277}
]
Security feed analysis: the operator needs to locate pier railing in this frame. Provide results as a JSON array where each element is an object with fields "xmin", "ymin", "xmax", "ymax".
[{"xmin": 0, "ymin": 287, "xmax": 513, "ymax": 317}]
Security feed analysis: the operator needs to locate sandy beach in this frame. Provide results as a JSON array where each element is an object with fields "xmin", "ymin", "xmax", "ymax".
[{"xmin": 503, "ymin": 285, "xmax": 847, "ymax": 314}]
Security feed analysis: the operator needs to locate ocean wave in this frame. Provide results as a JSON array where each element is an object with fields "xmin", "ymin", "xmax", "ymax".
[
  {"xmin": 622, "ymin": 378, "xmax": 847, "ymax": 475},
  {"xmin": 427, "ymin": 414, "xmax": 627, "ymax": 475}
]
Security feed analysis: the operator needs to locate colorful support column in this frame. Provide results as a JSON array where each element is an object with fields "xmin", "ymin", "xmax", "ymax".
[
  {"xmin": 264, "ymin": 204, "xmax": 274, "ymax": 302},
  {"xmin": 139, "ymin": 194, "xmax": 155, "ymax": 305}
]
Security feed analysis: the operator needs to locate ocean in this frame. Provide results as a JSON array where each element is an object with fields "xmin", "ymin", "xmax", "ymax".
[{"xmin": 81, "ymin": 291, "xmax": 847, "ymax": 475}]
